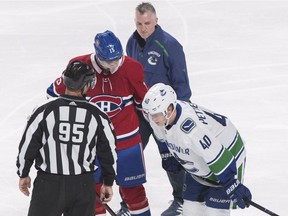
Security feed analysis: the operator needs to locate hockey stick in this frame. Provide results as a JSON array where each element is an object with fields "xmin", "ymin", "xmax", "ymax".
[
  {"xmin": 245, "ymin": 200, "xmax": 279, "ymax": 216},
  {"xmin": 95, "ymin": 192, "xmax": 117, "ymax": 216}
]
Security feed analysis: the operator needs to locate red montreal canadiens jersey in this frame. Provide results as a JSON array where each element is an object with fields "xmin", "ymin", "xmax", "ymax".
[{"xmin": 49, "ymin": 54, "xmax": 148, "ymax": 150}]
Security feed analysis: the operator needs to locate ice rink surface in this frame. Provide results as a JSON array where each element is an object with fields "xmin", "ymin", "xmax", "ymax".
[{"xmin": 0, "ymin": 0, "xmax": 287, "ymax": 215}]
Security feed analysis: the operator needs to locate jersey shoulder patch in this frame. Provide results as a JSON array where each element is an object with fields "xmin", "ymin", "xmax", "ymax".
[{"xmin": 180, "ymin": 118, "xmax": 196, "ymax": 134}]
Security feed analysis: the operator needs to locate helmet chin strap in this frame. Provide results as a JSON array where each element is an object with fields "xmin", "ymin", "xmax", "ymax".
[
  {"xmin": 164, "ymin": 106, "xmax": 176, "ymax": 127},
  {"xmin": 81, "ymin": 87, "xmax": 86, "ymax": 98},
  {"xmin": 81, "ymin": 83, "xmax": 90, "ymax": 98}
]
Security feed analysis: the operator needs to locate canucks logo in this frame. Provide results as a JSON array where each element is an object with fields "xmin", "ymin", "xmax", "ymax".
[
  {"xmin": 148, "ymin": 55, "xmax": 158, "ymax": 65},
  {"xmin": 160, "ymin": 89, "xmax": 166, "ymax": 96},
  {"xmin": 147, "ymin": 51, "xmax": 160, "ymax": 65},
  {"xmin": 181, "ymin": 118, "xmax": 196, "ymax": 134}
]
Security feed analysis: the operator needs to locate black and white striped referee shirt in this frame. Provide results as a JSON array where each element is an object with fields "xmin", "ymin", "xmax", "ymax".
[{"xmin": 16, "ymin": 95, "xmax": 116, "ymax": 186}]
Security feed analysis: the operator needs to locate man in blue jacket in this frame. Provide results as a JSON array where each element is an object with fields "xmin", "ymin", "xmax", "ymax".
[{"xmin": 124, "ymin": 2, "xmax": 192, "ymax": 216}]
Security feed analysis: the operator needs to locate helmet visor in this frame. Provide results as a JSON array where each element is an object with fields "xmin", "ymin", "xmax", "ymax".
[{"xmin": 143, "ymin": 110, "xmax": 166, "ymax": 125}]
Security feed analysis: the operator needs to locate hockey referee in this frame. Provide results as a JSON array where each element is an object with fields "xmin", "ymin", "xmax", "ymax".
[{"xmin": 16, "ymin": 61, "xmax": 116, "ymax": 216}]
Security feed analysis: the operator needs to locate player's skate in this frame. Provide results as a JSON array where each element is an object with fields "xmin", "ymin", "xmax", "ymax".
[
  {"xmin": 116, "ymin": 203, "xmax": 131, "ymax": 216},
  {"xmin": 161, "ymin": 200, "xmax": 183, "ymax": 216}
]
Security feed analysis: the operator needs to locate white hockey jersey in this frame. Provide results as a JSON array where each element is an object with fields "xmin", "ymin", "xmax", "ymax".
[{"xmin": 151, "ymin": 101, "xmax": 246, "ymax": 185}]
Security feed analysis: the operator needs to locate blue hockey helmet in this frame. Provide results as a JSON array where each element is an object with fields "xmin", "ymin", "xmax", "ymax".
[
  {"xmin": 63, "ymin": 61, "xmax": 96, "ymax": 90},
  {"xmin": 94, "ymin": 30, "xmax": 123, "ymax": 61}
]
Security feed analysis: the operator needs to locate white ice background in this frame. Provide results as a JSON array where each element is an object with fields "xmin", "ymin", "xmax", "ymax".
[{"xmin": 0, "ymin": 0, "xmax": 287, "ymax": 215}]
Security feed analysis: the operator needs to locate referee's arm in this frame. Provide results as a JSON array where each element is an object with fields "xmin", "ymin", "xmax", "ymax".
[
  {"xmin": 96, "ymin": 114, "xmax": 117, "ymax": 186},
  {"xmin": 16, "ymin": 107, "xmax": 44, "ymax": 178}
]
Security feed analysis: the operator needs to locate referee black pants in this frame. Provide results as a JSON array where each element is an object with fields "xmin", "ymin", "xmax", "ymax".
[{"xmin": 28, "ymin": 171, "xmax": 95, "ymax": 216}]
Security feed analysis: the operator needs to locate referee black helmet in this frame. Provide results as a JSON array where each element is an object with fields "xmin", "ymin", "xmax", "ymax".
[{"xmin": 63, "ymin": 61, "xmax": 96, "ymax": 90}]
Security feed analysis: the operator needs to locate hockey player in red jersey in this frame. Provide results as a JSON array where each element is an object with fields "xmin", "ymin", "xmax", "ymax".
[{"xmin": 47, "ymin": 30, "xmax": 151, "ymax": 216}]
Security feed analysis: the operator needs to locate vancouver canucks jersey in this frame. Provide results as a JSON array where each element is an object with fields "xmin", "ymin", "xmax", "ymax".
[{"xmin": 151, "ymin": 100, "xmax": 246, "ymax": 185}]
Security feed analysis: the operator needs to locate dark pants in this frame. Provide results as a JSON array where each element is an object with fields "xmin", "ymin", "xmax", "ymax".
[
  {"xmin": 138, "ymin": 111, "xmax": 185, "ymax": 203},
  {"xmin": 183, "ymin": 174, "xmax": 231, "ymax": 209},
  {"xmin": 28, "ymin": 171, "xmax": 96, "ymax": 216}
]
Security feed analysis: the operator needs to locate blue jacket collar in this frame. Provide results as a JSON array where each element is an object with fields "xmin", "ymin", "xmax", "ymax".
[{"xmin": 133, "ymin": 25, "xmax": 162, "ymax": 49}]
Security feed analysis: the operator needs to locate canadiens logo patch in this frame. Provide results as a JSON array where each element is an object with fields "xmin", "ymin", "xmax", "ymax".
[
  {"xmin": 89, "ymin": 95, "xmax": 123, "ymax": 118},
  {"xmin": 181, "ymin": 118, "xmax": 196, "ymax": 134}
]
